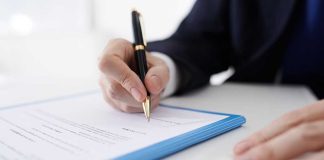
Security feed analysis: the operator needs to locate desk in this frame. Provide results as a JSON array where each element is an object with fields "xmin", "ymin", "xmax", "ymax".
[
  {"xmin": 161, "ymin": 83, "xmax": 317, "ymax": 159},
  {"xmin": 0, "ymin": 78, "xmax": 317, "ymax": 159}
]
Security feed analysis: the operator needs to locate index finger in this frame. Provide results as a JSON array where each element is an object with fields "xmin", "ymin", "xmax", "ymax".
[
  {"xmin": 100, "ymin": 39, "xmax": 134, "ymax": 62},
  {"xmin": 235, "ymin": 120, "xmax": 324, "ymax": 160},
  {"xmin": 99, "ymin": 39, "xmax": 147, "ymax": 102}
]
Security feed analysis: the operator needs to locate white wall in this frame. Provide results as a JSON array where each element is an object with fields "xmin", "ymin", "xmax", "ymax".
[
  {"xmin": 93, "ymin": 0, "xmax": 195, "ymax": 41},
  {"xmin": 0, "ymin": 0, "xmax": 195, "ymax": 78},
  {"xmin": 0, "ymin": 0, "xmax": 92, "ymax": 35}
]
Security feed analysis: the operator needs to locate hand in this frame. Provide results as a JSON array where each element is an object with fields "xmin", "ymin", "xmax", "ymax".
[
  {"xmin": 234, "ymin": 100, "xmax": 324, "ymax": 160},
  {"xmin": 98, "ymin": 38, "xmax": 169, "ymax": 112}
]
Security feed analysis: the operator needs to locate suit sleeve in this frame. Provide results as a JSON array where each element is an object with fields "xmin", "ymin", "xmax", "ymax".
[{"xmin": 147, "ymin": 0, "xmax": 231, "ymax": 94}]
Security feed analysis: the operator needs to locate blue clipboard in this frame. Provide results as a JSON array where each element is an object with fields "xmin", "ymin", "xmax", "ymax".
[{"xmin": 115, "ymin": 104, "xmax": 246, "ymax": 160}]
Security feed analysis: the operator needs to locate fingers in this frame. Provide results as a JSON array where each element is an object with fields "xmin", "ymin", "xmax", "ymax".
[
  {"xmin": 100, "ymin": 38, "xmax": 134, "ymax": 62},
  {"xmin": 100, "ymin": 80, "xmax": 142, "ymax": 113},
  {"xmin": 99, "ymin": 38, "xmax": 169, "ymax": 113},
  {"xmin": 235, "ymin": 120, "xmax": 324, "ymax": 160},
  {"xmin": 99, "ymin": 74, "xmax": 161, "ymax": 113},
  {"xmin": 100, "ymin": 76, "xmax": 140, "ymax": 106},
  {"xmin": 145, "ymin": 54, "xmax": 169, "ymax": 95},
  {"xmin": 98, "ymin": 39, "xmax": 147, "ymax": 102},
  {"xmin": 307, "ymin": 149, "xmax": 324, "ymax": 160},
  {"xmin": 234, "ymin": 100, "xmax": 324, "ymax": 154},
  {"xmin": 100, "ymin": 56, "xmax": 146, "ymax": 101}
]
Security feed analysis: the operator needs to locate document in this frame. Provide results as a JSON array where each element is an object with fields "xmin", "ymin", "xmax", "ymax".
[{"xmin": 0, "ymin": 93, "xmax": 228, "ymax": 160}]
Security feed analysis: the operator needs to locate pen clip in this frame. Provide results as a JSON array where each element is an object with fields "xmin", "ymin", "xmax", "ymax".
[{"xmin": 138, "ymin": 13, "xmax": 147, "ymax": 47}]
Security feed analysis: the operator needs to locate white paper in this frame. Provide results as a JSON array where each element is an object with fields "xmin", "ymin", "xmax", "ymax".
[{"xmin": 0, "ymin": 93, "xmax": 227, "ymax": 160}]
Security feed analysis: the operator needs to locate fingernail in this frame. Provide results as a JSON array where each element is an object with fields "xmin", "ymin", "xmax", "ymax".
[
  {"xmin": 150, "ymin": 75, "xmax": 161, "ymax": 92},
  {"xmin": 235, "ymin": 141, "xmax": 252, "ymax": 154},
  {"xmin": 130, "ymin": 88, "xmax": 143, "ymax": 101}
]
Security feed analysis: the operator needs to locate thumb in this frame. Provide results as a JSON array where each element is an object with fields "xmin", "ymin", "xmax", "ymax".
[{"xmin": 145, "ymin": 56, "xmax": 169, "ymax": 95}]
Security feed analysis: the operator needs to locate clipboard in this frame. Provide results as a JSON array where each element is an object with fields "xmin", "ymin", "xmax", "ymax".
[
  {"xmin": 115, "ymin": 104, "xmax": 246, "ymax": 160},
  {"xmin": 0, "ymin": 91, "xmax": 246, "ymax": 160}
]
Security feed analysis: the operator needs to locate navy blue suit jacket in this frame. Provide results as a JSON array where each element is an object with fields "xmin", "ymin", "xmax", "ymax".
[{"xmin": 148, "ymin": 0, "xmax": 323, "ymax": 98}]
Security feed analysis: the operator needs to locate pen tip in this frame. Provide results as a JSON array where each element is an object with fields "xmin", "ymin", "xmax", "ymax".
[{"xmin": 142, "ymin": 96, "xmax": 151, "ymax": 122}]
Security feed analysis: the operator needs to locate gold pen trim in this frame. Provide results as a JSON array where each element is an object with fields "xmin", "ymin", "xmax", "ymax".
[{"xmin": 134, "ymin": 44, "xmax": 145, "ymax": 51}]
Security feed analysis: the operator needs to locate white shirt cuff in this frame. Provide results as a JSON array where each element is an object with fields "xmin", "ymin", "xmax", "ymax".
[{"xmin": 151, "ymin": 52, "xmax": 180, "ymax": 97}]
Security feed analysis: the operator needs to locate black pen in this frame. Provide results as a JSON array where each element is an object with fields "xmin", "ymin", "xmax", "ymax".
[{"xmin": 131, "ymin": 9, "xmax": 151, "ymax": 121}]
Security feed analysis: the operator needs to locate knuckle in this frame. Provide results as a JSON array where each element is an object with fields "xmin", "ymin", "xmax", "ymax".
[
  {"xmin": 254, "ymin": 144, "xmax": 275, "ymax": 160},
  {"xmin": 108, "ymin": 38, "xmax": 133, "ymax": 53},
  {"xmin": 107, "ymin": 90, "xmax": 119, "ymax": 100},
  {"xmin": 120, "ymin": 72, "xmax": 133, "ymax": 89},
  {"xmin": 109, "ymin": 81, "xmax": 121, "ymax": 92},
  {"xmin": 296, "ymin": 123, "xmax": 324, "ymax": 150},
  {"xmin": 281, "ymin": 109, "xmax": 305, "ymax": 127},
  {"xmin": 105, "ymin": 82, "xmax": 121, "ymax": 99},
  {"xmin": 298, "ymin": 123, "xmax": 323, "ymax": 143},
  {"xmin": 98, "ymin": 55, "xmax": 112, "ymax": 73},
  {"xmin": 253, "ymin": 131, "xmax": 269, "ymax": 144},
  {"xmin": 107, "ymin": 84, "xmax": 122, "ymax": 100}
]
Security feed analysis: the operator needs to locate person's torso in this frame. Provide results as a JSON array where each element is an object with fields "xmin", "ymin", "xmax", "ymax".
[{"xmin": 227, "ymin": 0, "xmax": 324, "ymax": 98}]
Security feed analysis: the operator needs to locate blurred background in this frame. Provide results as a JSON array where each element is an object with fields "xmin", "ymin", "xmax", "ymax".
[
  {"xmin": 0, "ymin": 0, "xmax": 231, "ymax": 87},
  {"xmin": 0, "ymin": 0, "xmax": 194, "ymax": 78}
]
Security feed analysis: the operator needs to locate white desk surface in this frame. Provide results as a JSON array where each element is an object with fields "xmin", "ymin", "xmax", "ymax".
[
  {"xmin": 161, "ymin": 83, "xmax": 317, "ymax": 160},
  {"xmin": 0, "ymin": 76, "xmax": 317, "ymax": 160}
]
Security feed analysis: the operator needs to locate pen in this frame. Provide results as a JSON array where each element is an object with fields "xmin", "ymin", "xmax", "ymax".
[{"xmin": 131, "ymin": 9, "xmax": 151, "ymax": 122}]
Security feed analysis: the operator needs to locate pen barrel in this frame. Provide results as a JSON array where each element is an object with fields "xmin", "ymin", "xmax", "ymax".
[
  {"xmin": 132, "ymin": 11, "xmax": 144, "ymax": 45},
  {"xmin": 134, "ymin": 49, "xmax": 148, "ymax": 83},
  {"xmin": 132, "ymin": 10, "xmax": 150, "ymax": 97}
]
